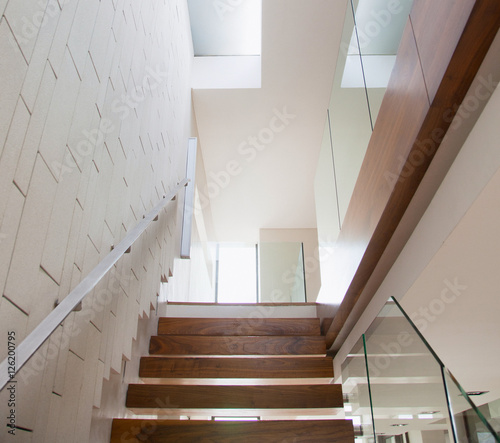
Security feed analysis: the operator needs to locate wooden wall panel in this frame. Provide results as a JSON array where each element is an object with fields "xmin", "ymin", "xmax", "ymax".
[
  {"xmin": 321, "ymin": 20, "xmax": 430, "ymax": 343},
  {"xmin": 322, "ymin": 0, "xmax": 500, "ymax": 350},
  {"xmin": 410, "ymin": 0, "xmax": 475, "ymax": 102}
]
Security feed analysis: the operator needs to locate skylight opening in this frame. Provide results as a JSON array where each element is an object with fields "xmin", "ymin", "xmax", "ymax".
[{"xmin": 188, "ymin": 0, "xmax": 262, "ymax": 57}]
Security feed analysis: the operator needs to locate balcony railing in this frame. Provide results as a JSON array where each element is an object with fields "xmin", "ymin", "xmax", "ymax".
[{"xmin": 341, "ymin": 296, "xmax": 500, "ymax": 442}]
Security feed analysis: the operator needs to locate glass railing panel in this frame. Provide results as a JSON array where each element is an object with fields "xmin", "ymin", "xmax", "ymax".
[
  {"xmin": 390, "ymin": 296, "xmax": 500, "ymax": 443},
  {"xmin": 326, "ymin": 1, "xmax": 373, "ymax": 227},
  {"xmin": 363, "ymin": 299, "xmax": 454, "ymax": 442},
  {"xmin": 315, "ymin": 0, "xmax": 415, "ymax": 235},
  {"xmin": 258, "ymin": 242, "xmax": 306, "ymax": 303},
  {"xmin": 211, "ymin": 242, "xmax": 307, "ymax": 303},
  {"xmin": 443, "ymin": 369, "xmax": 500, "ymax": 443},
  {"xmin": 342, "ymin": 335, "xmax": 376, "ymax": 442},
  {"xmin": 314, "ymin": 121, "xmax": 341, "ymax": 243},
  {"xmin": 342, "ymin": 298, "xmax": 500, "ymax": 443},
  {"xmin": 486, "ymin": 399, "xmax": 500, "ymax": 435},
  {"xmin": 349, "ymin": 0, "xmax": 414, "ymax": 127}
]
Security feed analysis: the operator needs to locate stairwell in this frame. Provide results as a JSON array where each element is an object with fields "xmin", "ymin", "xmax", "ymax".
[{"xmin": 110, "ymin": 306, "xmax": 354, "ymax": 442}]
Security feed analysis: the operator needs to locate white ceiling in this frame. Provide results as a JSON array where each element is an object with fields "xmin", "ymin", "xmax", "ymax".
[{"xmin": 192, "ymin": 0, "xmax": 349, "ymax": 241}]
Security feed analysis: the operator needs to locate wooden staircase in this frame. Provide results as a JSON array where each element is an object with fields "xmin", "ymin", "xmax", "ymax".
[{"xmin": 110, "ymin": 315, "xmax": 354, "ymax": 442}]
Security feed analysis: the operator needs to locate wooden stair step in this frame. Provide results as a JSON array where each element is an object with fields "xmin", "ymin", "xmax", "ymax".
[
  {"xmin": 149, "ymin": 335, "xmax": 326, "ymax": 355},
  {"xmin": 139, "ymin": 356, "xmax": 334, "ymax": 378},
  {"xmin": 126, "ymin": 384, "xmax": 343, "ymax": 409},
  {"xmin": 157, "ymin": 317, "xmax": 321, "ymax": 336},
  {"xmin": 110, "ymin": 419, "xmax": 355, "ymax": 442}
]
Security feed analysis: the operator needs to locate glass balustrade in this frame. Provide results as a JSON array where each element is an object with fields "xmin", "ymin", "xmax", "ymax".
[
  {"xmin": 315, "ymin": 0, "xmax": 414, "ymax": 243},
  {"xmin": 342, "ymin": 297, "xmax": 500, "ymax": 443},
  {"xmin": 258, "ymin": 242, "xmax": 306, "ymax": 303},
  {"xmin": 212, "ymin": 242, "xmax": 307, "ymax": 304}
]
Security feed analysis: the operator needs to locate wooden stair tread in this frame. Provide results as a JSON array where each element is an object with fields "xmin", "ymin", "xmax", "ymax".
[
  {"xmin": 126, "ymin": 384, "xmax": 343, "ymax": 409},
  {"xmin": 149, "ymin": 335, "xmax": 326, "ymax": 355},
  {"xmin": 157, "ymin": 317, "xmax": 321, "ymax": 336},
  {"xmin": 113, "ymin": 316, "xmax": 352, "ymax": 442},
  {"xmin": 139, "ymin": 356, "xmax": 333, "ymax": 378},
  {"xmin": 110, "ymin": 419, "xmax": 355, "ymax": 442}
]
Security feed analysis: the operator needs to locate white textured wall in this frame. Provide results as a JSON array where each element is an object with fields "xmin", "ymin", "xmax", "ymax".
[{"xmin": 0, "ymin": 0, "xmax": 193, "ymax": 441}]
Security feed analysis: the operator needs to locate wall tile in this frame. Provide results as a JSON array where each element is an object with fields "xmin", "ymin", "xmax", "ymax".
[
  {"xmin": 0, "ymin": 185, "xmax": 25, "ymax": 298},
  {"xmin": 0, "ymin": 99, "xmax": 30, "ymax": 211},
  {"xmin": 3, "ymin": 0, "xmax": 49, "ymax": 62},
  {"xmin": 37, "ymin": 49, "xmax": 81, "ymax": 181},
  {"xmin": 66, "ymin": 0, "xmax": 100, "ymax": 78},
  {"xmin": 14, "ymin": 62, "xmax": 57, "ymax": 195},
  {"xmin": 4, "ymin": 155, "xmax": 57, "ymax": 312},
  {"xmin": 47, "ymin": 0, "xmax": 78, "ymax": 77},
  {"xmin": 0, "ymin": 18, "xmax": 28, "ymax": 151},
  {"xmin": 40, "ymin": 147, "xmax": 81, "ymax": 283},
  {"xmin": 19, "ymin": 0, "xmax": 61, "ymax": 112}
]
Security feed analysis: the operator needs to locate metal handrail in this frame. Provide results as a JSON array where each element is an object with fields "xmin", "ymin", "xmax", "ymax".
[
  {"xmin": 0, "ymin": 179, "xmax": 189, "ymax": 390},
  {"xmin": 180, "ymin": 138, "xmax": 197, "ymax": 258}
]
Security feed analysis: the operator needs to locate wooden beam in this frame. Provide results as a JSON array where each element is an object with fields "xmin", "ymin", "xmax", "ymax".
[
  {"xmin": 158, "ymin": 317, "xmax": 321, "ymax": 336},
  {"xmin": 110, "ymin": 419, "xmax": 355, "ymax": 443},
  {"xmin": 126, "ymin": 384, "xmax": 344, "ymax": 409},
  {"xmin": 149, "ymin": 335, "xmax": 327, "ymax": 356},
  {"xmin": 139, "ymin": 356, "xmax": 333, "ymax": 379}
]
